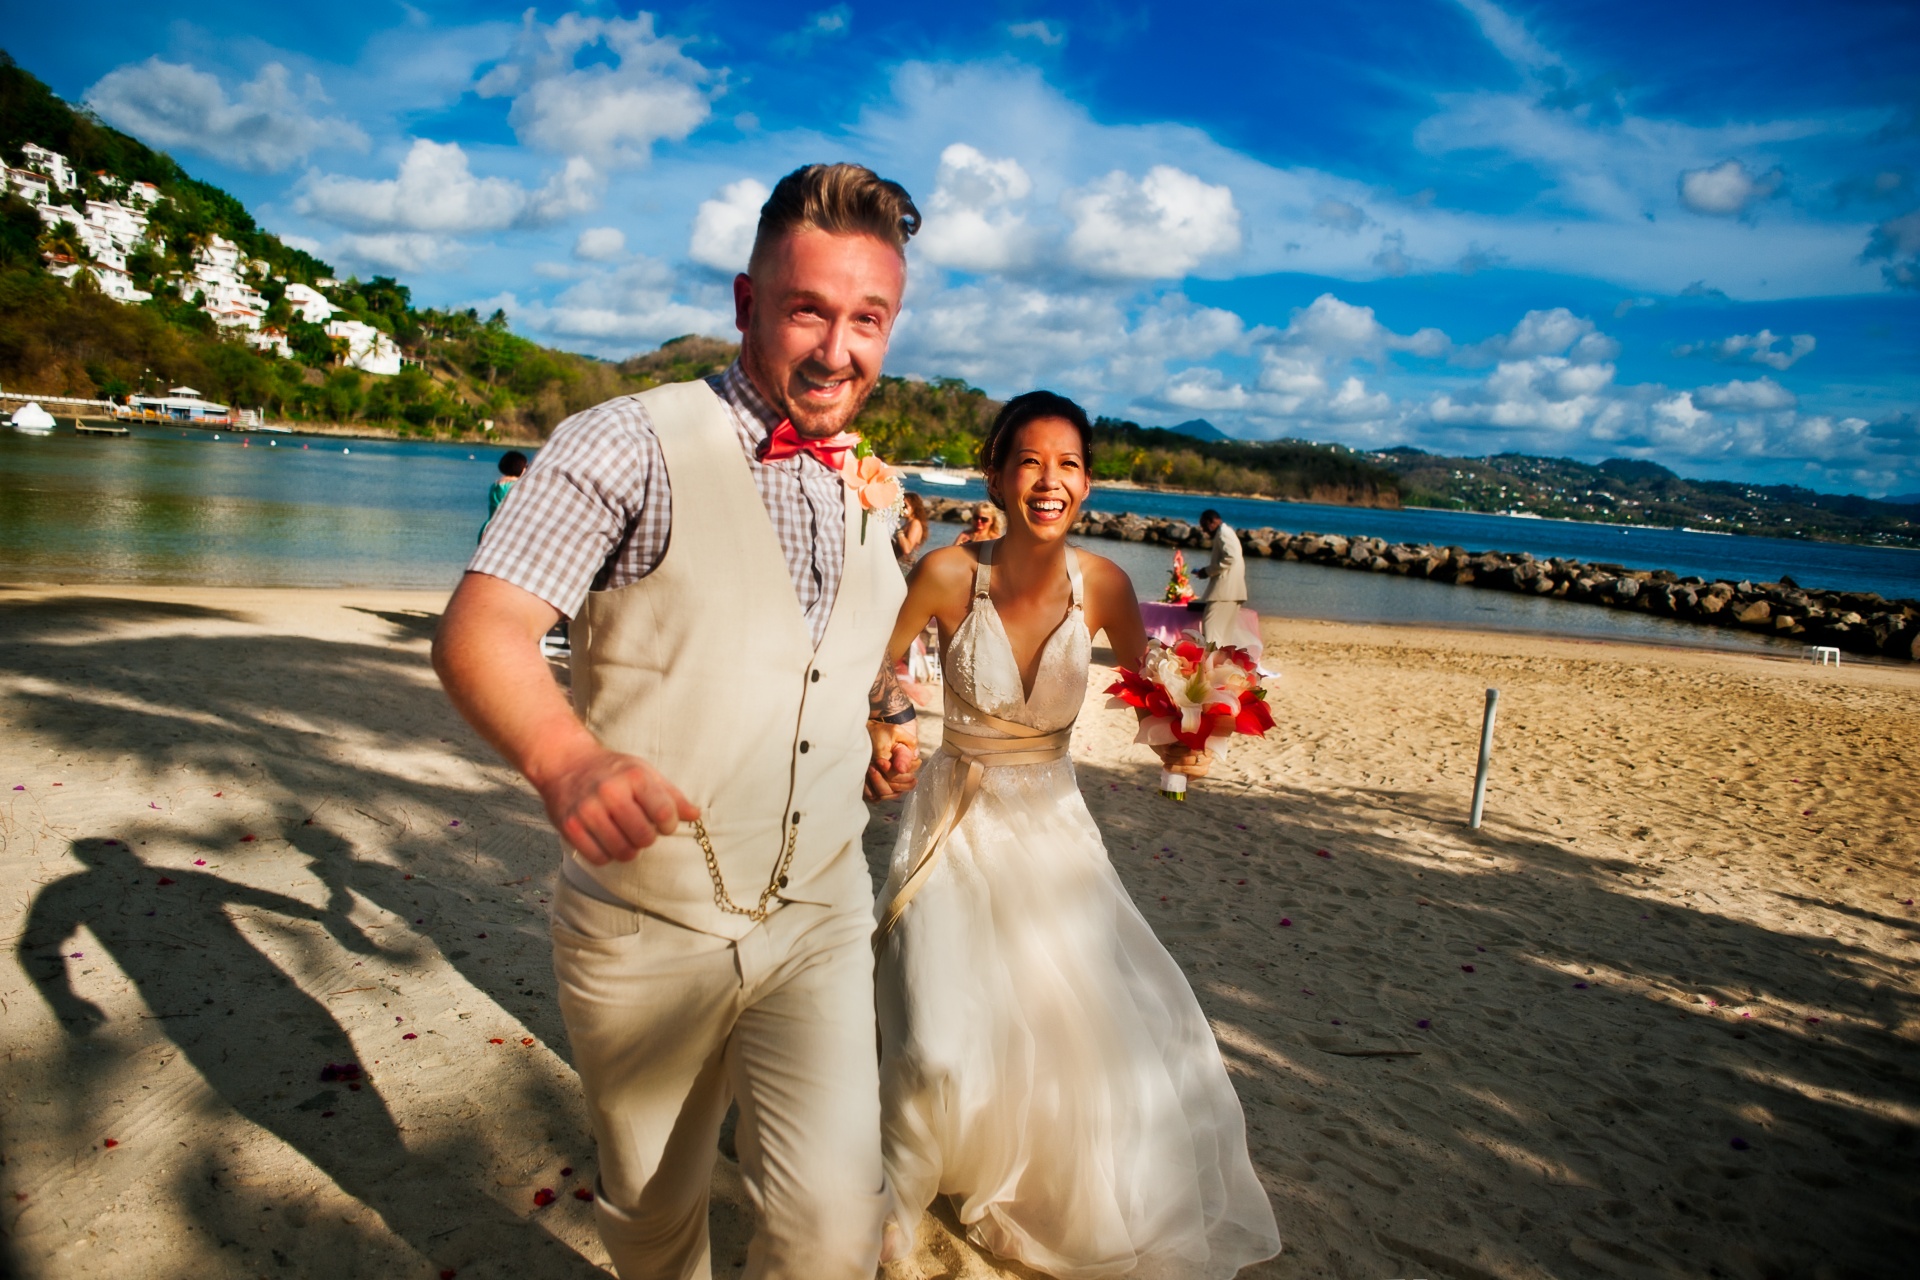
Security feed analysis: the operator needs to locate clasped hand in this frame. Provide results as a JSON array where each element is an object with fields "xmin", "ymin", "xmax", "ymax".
[{"xmin": 866, "ymin": 718, "xmax": 921, "ymax": 800}]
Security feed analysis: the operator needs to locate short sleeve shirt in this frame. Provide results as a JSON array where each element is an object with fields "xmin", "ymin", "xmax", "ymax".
[{"xmin": 468, "ymin": 362, "xmax": 850, "ymax": 646}]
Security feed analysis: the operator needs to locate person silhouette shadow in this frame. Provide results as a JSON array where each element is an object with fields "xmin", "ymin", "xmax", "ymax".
[{"xmin": 19, "ymin": 837, "xmax": 601, "ymax": 1275}]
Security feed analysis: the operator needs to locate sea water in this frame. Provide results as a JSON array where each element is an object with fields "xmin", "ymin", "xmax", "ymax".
[{"xmin": 2, "ymin": 425, "xmax": 1914, "ymax": 654}]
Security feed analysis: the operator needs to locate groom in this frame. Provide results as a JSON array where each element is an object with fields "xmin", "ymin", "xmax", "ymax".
[{"xmin": 433, "ymin": 163, "xmax": 922, "ymax": 1279}]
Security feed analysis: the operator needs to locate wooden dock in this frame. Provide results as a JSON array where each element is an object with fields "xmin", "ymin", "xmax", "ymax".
[{"xmin": 74, "ymin": 422, "xmax": 130, "ymax": 437}]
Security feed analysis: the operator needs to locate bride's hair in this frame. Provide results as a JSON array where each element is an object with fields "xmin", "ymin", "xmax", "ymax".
[{"xmin": 978, "ymin": 391, "xmax": 1093, "ymax": 506}]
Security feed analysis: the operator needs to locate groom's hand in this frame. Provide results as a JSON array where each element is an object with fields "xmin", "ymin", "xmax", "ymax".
[
  {"xmin": 865, "ymin": 718, "xmax": 921, "ymax": 800},
  {"xmin": 535, "ymin": 746, "xmax": 701, "ymax": 865}
]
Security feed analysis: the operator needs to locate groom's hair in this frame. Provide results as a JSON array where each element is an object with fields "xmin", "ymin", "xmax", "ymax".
[
  {"xmin": 979, "ymin": 391, "xmax": 1093, "ymax": 499},
  {"xmin": 749, "ymin": 164, "xmax": 921, "ymax": 273}
]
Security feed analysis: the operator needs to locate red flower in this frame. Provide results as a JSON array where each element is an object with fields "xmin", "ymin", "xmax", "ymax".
[{"xmin": 533, "ymin": 1188, "xmax": 556, "ymax": 1207}]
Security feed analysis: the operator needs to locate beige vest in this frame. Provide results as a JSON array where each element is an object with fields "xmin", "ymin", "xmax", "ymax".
[{"xmin": 568, "ymin": 380, "xmax": 905, "ymax": 939}]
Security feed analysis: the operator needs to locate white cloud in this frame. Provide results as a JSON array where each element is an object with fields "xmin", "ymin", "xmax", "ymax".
[
  {"xmin": 1313, "ymin": 199, "xmax": 1368, "ymax": 232},
  {"xmin": 475, "ymin": 11, "xmax": 718, "ymax": 165},
  {"xmin": 84, "ymin": 58, "xmax": 367, "ymax": 172},
  {"xmin": 498, "ymin": 255, "xmax": 734, "ymax": 354},
  {"xmin": 298, "ymin": 140, "xmax": 598, "ymax": 234},
  {"xmin": 1679, "ymin": 159, "xmax": 1784, "ymax": 216},
  {"xmin": 1459, "ymin": 307, "xmax": 1618, "ymax": 364},
  {"xmin": 574, "ymin": 226, "xmax": 627, "ymax": 261},
  {"xmin": 330, "ymin": 232, "xmax": 462, "ymax": 272},
  {"xmin": 917, "ymin": 144, "xmax": 1038, "ymax": 273},
  {"xmin": 688, "ymin": 178, "xmax": 770, "ymax": 272},
  {"xmin": 1674, "ymin": 329, "xmax": 1816, "ymax": 370},
  {"xmin": 1692, "ymin": 376, "xmax": 1798, "ymax": 411},
  {"xmin": 1864, "ymin": 208, "xmax": 1920, "ymax": 289},
  {"xmin": 1064, "ymin": 166, "xmax": 1241, "ymax": 278},
  {"xmin": 777, "ymin": 5, "xmax": 852, "ymax": 51},
  {"xmin": 1008, "ymin": 20, "xmax": 1066, "ymax": 45}
]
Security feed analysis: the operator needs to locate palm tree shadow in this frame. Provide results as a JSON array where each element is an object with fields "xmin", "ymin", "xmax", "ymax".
[{"xmin": 17, "ymin": 837, "xmax": 603, "ymax": 1276}]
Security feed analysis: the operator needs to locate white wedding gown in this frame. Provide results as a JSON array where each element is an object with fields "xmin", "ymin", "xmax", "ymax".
[{"xmin": 876, "ymin": 547, "xmax": 1282, "ymax": 1279}]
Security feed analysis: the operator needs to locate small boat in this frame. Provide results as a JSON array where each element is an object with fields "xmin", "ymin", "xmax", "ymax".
[
  {"xmin": 8, "ymin": 402, "xmax": 55, "ymax": 434},
  {"xmin": 915, "ymin": 468, "xmax": 968, "ymax": 487}
]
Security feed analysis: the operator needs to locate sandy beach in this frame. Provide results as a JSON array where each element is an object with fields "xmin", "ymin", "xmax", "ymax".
[{"xmin": 1, "ymin": 583, "xmax": 1915, "ymax": 1279}]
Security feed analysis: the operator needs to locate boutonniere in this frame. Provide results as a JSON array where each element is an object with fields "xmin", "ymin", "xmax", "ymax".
[{"xmin": 841, "ymin": 439, "xmax": 903, "ymax": 544}]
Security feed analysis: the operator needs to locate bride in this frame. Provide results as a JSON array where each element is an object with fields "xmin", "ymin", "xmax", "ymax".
[{"xmin": 874, "ymin": 391, "xmax": 1282, "ymax": 1277}]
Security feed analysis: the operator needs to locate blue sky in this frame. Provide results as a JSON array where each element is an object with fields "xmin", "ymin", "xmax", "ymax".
[{"xmin": 8, "ymin": 1, "xmax": 1920, "ymax": 494}]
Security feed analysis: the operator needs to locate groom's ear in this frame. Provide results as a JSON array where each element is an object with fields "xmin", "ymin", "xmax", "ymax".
[{"xmin": 733, "ymin": 272, "xmax": 754, "ymax": 335}]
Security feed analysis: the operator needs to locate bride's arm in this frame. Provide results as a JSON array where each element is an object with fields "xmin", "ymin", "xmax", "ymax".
[
  {"xmin": 1081, "ymin": 553, "xmax": 1211, "ymax": 779},
  {"xmin": 884, "ymin": 546, "xmax": 974, "ymax": 662},
  {"xmin": 866, "ymin": 547, "xmax": 976, "ymax": 800}
]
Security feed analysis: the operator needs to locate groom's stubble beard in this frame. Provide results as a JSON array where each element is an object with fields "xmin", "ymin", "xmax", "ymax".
[{"xmin": 742, "ymin": 342, "xmax": 882, "ymax": 440}]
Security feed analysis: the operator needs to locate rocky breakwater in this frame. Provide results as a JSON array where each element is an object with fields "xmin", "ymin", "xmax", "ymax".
[{"xmin": 922, "ymin": 498, "xmax": 1920, "ymax": 661}]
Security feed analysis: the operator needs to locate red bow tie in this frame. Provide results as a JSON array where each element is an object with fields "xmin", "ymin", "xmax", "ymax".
[{"xmin": 756, "ymin": 419, "xmax": 861, "ymax": 470}]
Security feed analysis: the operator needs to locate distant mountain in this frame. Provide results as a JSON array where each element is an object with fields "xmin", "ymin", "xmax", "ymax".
[
  {"xmin": 1373, "ymin": 448, "xmax": 1919, "ymax": 548},
  {"xmin": 1163, "ymin": 417, "xmax": 1230, "ymax": 441},
  {"xmin": 1887, "ymin": 493, "xmax": 1920, "ymax": 508}
]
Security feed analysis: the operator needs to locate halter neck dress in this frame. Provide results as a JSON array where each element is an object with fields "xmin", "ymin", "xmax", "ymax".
[{"xmin": 876, "ymin": 543, "xmax": 1282, "ymax": 1278}]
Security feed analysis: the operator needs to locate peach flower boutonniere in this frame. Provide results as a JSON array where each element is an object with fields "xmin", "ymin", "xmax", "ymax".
[{"xmin": 842, "ymin": 442, "xmax": 903, "ymax": 544}]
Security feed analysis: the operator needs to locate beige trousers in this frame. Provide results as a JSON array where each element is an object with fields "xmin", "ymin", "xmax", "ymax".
[
  {"xmin": 1200, "ymin": 599, "xmax": 1245, "ymax": 646},
  {"xmin": 550, "ymin": 871, "xmax": 885, "ymax": 1280}
]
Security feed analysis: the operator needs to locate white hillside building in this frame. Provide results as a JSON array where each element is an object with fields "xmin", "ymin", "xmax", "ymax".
[
  {"xmin": 5, "ymin": 167, "xmax": 51, "ymax": 203},
  {"xmin": 283, "ymin": 282, "xmax": 336, "ymax": 323},
  {"xmin": 20, "ymin": 143, "xmax": 74, "ymax": 192},
  {"xmin": 325, "ymin": 319, "xmax": 403, "ymax": 376}
]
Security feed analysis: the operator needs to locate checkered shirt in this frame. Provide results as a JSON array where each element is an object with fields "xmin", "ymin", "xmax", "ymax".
[{"xmin": 468, "ymin": 362, "xmax": 850, "ymax": 646}]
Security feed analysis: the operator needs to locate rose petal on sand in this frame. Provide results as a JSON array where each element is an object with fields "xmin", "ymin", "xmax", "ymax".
[
  {"xmin": 402, "ymin": 1033, "xmax": 417, "ymax": 1040},
  {"xmin": 1416, "ymin": 1019, "xmax": 1431, "ymax": 1029},
  {"xmin": 1730, "ymin": 1137, "xmax": 1750, "ymax": 1151},
  {"xmin": 1279, "ymin": 918, "xmax": 1292, "ymax": 927},
  {"xmin": 69, "ymin": 951, "xmax": 83, "ymax": 958},
  {"xmin": 240, "ymin": 835, "xmax": 255, "ymax": 842},
  {"xmin": 1461, "ymin": 964, "xmax": 1476, "ymax": 973},
  {"xmin": 574, "ymin": 1187, "xmax": 594, "ymax": 1202},
  {"xmin": 441, "ymin": 1271, "xmax": 457, "ymax": 1279},
  {"xmin": 533, "ymin": 1188, "xmax": 556, "ymax": 1207},
  {"xmin": 1573, "ymin": 982, "xmax": 1589, "ymax": 989},
  {"xmin": 1315, "ymin": 849, "xmax": 1330, "ymax": 858},
  {"xmin": 449, "ymin": 820, "xmax": 460, "ymax": 827},
  {"xmin": 560, "ymin": 1166, "xmax": 573, "ymax": 1177},
  {"xmin": 103, "ymin": 1138, "xmax": 117, "ymax": 1148},
  {"xmin": 521, "ymin": 1037, "xmax": 534, "ymax": 1046},
  {"xmin": 194, "ymin": 859, "xmax": 206, "ymax": 866},
  {"xmin": 489, "ymin": 1038, "xmax": 504, "ymax": 1045},
  {"xmin": 11, "ymin": 785, "xmax": 22, "ymax": 791},
  {"xmin": 156, "ymin": 877, "xmax": 175, "ymax": 886}
]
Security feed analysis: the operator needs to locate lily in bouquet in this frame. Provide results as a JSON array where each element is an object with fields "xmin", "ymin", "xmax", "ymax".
[
  {"xmin": 841, "ymin": 440, "xmax": 903, "ymax": 543},
  {"xmin": 1107, "ymin": 635, "xmax": 1274, "ymax": 800},
  {"xmin": 1164, "ymin": 548, "xmax": 1195, "ymax": 603}
]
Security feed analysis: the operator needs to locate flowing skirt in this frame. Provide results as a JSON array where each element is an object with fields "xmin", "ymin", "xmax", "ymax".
[{"xmin": 877, "ymin": 752, "xmax": 1282, "ymax": 1279}]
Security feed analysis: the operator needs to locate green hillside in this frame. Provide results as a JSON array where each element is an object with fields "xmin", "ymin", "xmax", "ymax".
[{"xmin": 0, "ymin": 50, "xmax": 658, "ymax": 439}]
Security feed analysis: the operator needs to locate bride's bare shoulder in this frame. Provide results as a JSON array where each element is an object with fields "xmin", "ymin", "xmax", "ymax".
[{"xmin": 908, "ymin": 544, "xmax": 981, "ymax": 602}]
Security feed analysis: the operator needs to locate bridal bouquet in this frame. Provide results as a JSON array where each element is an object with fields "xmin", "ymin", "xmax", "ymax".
[{"xmin": 1107, "ymin": 636, "xmax": 1274, "ymax": 800}]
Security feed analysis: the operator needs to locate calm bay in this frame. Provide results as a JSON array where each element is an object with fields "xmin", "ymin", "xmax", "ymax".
[{"xmin": 4, "ymin": 423, "xmax": 1915, "ymax": 656}]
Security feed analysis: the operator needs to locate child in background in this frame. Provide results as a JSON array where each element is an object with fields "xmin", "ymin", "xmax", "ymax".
[{"xmin": 483, "ymin": 451, "xmax": 529, "ymax": 540}]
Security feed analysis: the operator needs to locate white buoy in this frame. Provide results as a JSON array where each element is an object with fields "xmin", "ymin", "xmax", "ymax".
[
  {"xmin": 343, "ymin": 447, "xmax": 350, "ymax": 454},
  {"xmin": 1470, "ymin": 688, "xmax": 1500, "ymax": 829}
]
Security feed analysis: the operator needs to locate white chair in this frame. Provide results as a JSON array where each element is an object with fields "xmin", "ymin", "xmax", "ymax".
[{"xmin": 1811, "ymin": 646, "xmax": 1840, "ymax": 667}]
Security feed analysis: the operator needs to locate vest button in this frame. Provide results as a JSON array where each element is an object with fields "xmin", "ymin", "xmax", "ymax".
[
  {"xmin": 810, "ymin": 669, "xmax": 820, "ymax": 682},
  {"xmin": 799, "ymin": 741, "xmax": 810, "ymax": 753},
  {"xmin": 792, "ymin": 811, "xmax": 802, "ymax": 824}
]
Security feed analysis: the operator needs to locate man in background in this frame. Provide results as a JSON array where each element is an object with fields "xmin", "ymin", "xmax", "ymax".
[{"xmin": 1194, "ymin": 508, "xmax": 1246, "ymax": 645}]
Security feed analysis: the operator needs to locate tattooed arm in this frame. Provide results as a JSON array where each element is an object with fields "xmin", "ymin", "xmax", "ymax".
[{"xmin": 865, "ymin": 659, "xmax": 921, "ymax": 800}]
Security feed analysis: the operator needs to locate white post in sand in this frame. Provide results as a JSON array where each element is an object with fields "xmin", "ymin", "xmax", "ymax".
[{"xmin": 1470, "ymin": 688, "xmax": 1500, "ymax": 830}]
